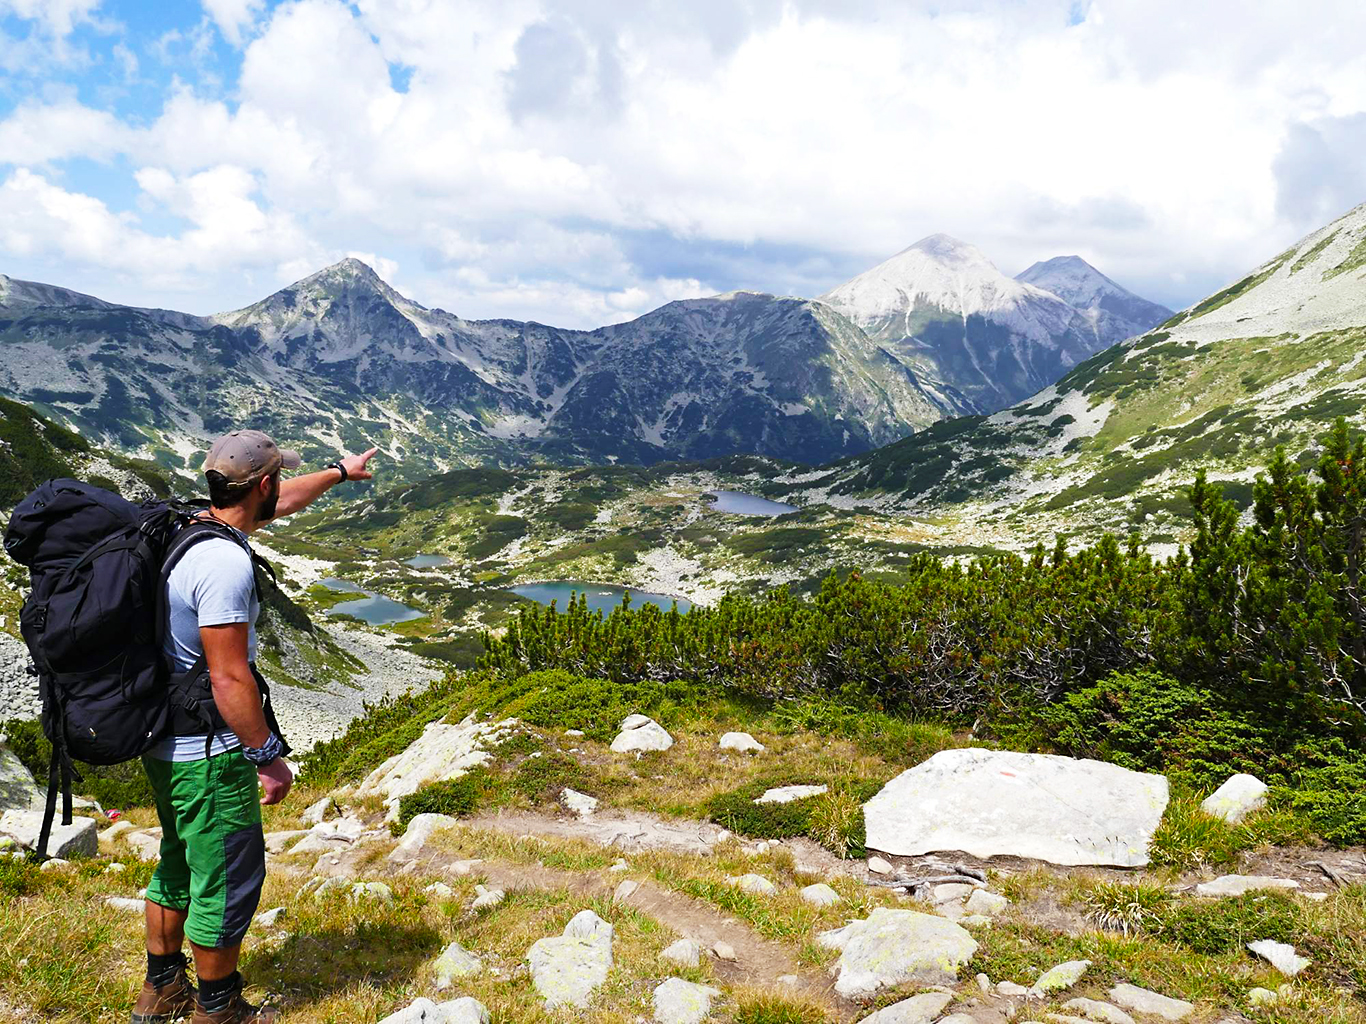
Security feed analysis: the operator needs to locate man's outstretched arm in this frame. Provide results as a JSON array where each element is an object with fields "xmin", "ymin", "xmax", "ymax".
[{"xmin": 270, "ymin": 446, "xmax": 379, "ymax": 521}]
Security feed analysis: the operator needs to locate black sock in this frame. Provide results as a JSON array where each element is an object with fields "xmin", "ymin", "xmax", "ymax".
[
  {"xmin": 199, "ymin": 972, "xmax": 241, "ymax": 1013},
  {"xmin": 146, "ymin": 951, "xmax": 185, "ymax": 987}
]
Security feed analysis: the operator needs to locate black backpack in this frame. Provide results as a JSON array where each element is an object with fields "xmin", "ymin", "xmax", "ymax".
[{"xmin": 3, "ymin": 479, "xmax": 287, "ymax": 858}]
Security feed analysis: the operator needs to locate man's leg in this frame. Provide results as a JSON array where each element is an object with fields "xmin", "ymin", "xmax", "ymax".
[
  {"xmin": 135, "ymin": 758, "xmax": 198, "ymax": 1024},
  {"xmin": 145, "ymin": 902, "xmax": 188, "ymax": 955}
]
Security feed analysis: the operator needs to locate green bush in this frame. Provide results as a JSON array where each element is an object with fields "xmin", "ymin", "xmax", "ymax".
[
  {"xmin": 1159, "ymin": 890, "xmax": 1301, "ymax": 954},
  {"xmin": 0, "ymin": 855, "xmax": 43, "ymax": 897},
  {"xmin": 395, "ymin": 771, "xmax": 490, "ymax": 830},
  {"xmin": 509, "ymin": 753, "xmax": 590, "ymax": 802},
  {"xmin": 705, "ymin": 777, "xmax": 881, "ymax": 853},
  {"xmin": 2, "ymin": 719, "xmax": 155, "ymax": 811}
]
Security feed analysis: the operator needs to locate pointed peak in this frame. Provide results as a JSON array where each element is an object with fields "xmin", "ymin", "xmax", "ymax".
[
  {"xmin": 904, "ymin": 233, "xmax": 982, "ymax": 259},
  {"xmin": 309, "ymin": 256, "xmax": 383, "ymax": 281}
]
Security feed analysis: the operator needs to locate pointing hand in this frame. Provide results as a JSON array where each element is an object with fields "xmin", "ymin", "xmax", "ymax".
[{"xmin": 340, "ymin": 447, "xmax": 380, "ymax": 482}]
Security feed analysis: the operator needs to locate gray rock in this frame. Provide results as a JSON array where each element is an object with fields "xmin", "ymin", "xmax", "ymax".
[
  {"xmin": 264, "ymin": 829, "xmax": 308, "ymax": 854},
  {"xmin": 965, "ymin": 890, "xmax": 1010, "ymax": 916},
  {"xmin": 610, "ymin": 717, "xmax": 674, "ymax": 753},
  {"xmin": 661, "ymin": 938, "xmax": 702, "ymax": 966},
  {"xmin": 864, "ymin": 749, "xmax": 1169, "ymax": 867},
  {"xmin": 124, "ymin": 830, "xmax": 161, "ymax": 862},
  {"xmin": 357, "ymin": 715, "xmax": 517, "ymax": 816},
  {"xmin": 1108, "ymin": 984, "xmax": 1194, "ymax": 1021},
  {"xmin": 425, "ymin": 882, "xmax": 455, "ymax": 899},
  {"xmin": 0, "ymin": 809, "xmax": 97, "ymax": 858},
  {"xmin": 719, "ymin": 732, "xmax": 765, "ymax": 753},
  {"xmin": 939, "ymin": 1016, "xmax": 977, "ymax": 1024},
  {"xmin": 1200, "ymin": 774, "xmax": 1267, "ymax": 824},
  {"xmin": 653, "ymin": 978, "xmax": 721, "ymax": 1024},
  {"xmin": 105, "ymin": 896, "xmax": 144, "ymax": 912},
  {"xmin": 976, "ymin": 973, "xmax": 992, "ymax": 995},
  {"xmin": 528, "ymin": 910, "xmax": 614, "ymax": 1009},
  {"xmin": 1030, "ymin": 960, "xmax": 1091, "ymax": 997},
  {"xmin": 1061, "ymin": 998, "xmax": 1137, "ymax": 1024},
  {"xmin": 377, "ymin": 997, "xmax": 489, "ymax": 1024},
  {"xmin": 960, "ymin": 914, "xmax": 994, "ymax": 928},
  {"xmin": 817, "ymin": 907, "xmax": 978, "ymax": 998},
  {"xmin": 0, "ymin": 745, "xmax": 42, "ymax": 813},
  {"xmin": 254, "ymin": 907, "xmax": 287, "ymax": 929},
  {"xmin": 389, "ymin": 812, "xmax": 460, "ymax": 864},
  {"xmin": 300, "ymin": 796, "xmax": 333, "ymax": 825},
  {"xmin": 867, "ymin": 856, "xmax": 894, "ymax": 874},
  {"xmin": 729, "ymin": 873, "xmax": 776, "ymax": 894},
  {"xmin": 1196, "ymin": 875, "xmax": 1299, "ymax": 898},
  {"xmin": 800, "ymin": 883, "xmax": 841, "ymax": 906},
  {"xmin": 858, "ymin": 991, "xmax": 955, "ymax": 1023},
  {"xmin": 471, "ymin": 885, "xmax": 504, "ymax": 910},
  {"xmin": 433, "ymin": 940, "xmax": 482, "ymax": 989},
  {"xmin": 997, "ymin": 981, "xmax": 1030, "ymax": 997},
  {"xmin": 711, "ymin": 942, "xmax": 737, "ymax": 961},
  {"xmin": 933, "ymin": 882, "xmax": 977, "ymax": 903},
  {"xmin": 1246, "ymin": 939, "xmax": 1310, "ymax": 977},
  {"xmin": 349, "ymin": 881, "xmax": 394, "ymax": 905},
  {"xmin": 613, "ymin": 879, "xmax": 640, "ymax": 902},
  {"xmin": 38, "ymin": 858, "xmax": 71, "ymax": 872},
  {"xmin": 98, "ymin": 820, "xmax": 135, "ymax": 848},
  {"xmin": 755, "ymin": 784, "xmax": 827, "ymax": 804},
  {"xmin": 560, "ymin": 788, "xmax": 598, "ymax": 817}
]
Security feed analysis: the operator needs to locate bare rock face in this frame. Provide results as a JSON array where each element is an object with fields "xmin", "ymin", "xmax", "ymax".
[
  {"xmin": 817, "ymin": 907, "xmax": 978, "ymax": 999},
  {"xmin": 863, "ymin": 749, "xmax": 1169, "ymax": 867},
  {"xmin": 0, "ymin": 745, "xmax": 43, "ymax": 813},
  {"xmin": 356, "ymin": 715, "xmax": 516, "ymax": 816}
]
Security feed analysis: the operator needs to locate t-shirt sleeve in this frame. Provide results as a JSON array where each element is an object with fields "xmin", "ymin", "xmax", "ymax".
[{"xmin": 183, "ymin": 541, "xmax": 255, "ymax": 628}]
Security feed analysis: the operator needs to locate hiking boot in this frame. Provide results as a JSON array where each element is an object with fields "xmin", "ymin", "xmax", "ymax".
[
  {"xmin": 189, "ymin": 988, "xmax": 278, "ymax": 1024},
  {"xmin": 130, "ymin": 962, "xmax": 198, "ymax": 1023}
]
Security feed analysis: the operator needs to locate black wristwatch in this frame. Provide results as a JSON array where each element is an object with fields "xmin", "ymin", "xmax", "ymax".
[{"xmin": 327, "ymin": 461, "xmax": 348, "ymax": 483}]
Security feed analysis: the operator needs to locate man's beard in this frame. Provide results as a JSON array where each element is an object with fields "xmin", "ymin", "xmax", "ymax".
[{"xmin": 257, "ymin": 479, "xmax": 279, "ymax": 522}]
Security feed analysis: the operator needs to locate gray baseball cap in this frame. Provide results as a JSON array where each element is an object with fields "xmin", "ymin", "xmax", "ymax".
[{"xmin": 203, "ymin": 429, "xmax": 301, "ymax": 487}]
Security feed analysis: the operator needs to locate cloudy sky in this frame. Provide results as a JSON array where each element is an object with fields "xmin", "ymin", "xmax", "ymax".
[{"xmin": 1, "ymin": 0, "xmax": 1364, "ymax": 328}]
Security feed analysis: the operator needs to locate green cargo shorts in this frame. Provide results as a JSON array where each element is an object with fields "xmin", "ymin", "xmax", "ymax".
[{"xmin": 142, "ymin": 749, "xmax": 265, "ymax": 949}]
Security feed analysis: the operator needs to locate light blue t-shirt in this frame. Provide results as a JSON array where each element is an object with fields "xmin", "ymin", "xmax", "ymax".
[{"xmin": 147, "ymin": 530, "xmax": 260, "ymax": 762}]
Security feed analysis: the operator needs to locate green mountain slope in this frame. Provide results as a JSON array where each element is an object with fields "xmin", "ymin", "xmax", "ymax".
[{"xmin": 789, "ymin": 200, "xmax": 1366, "ymax": 548}]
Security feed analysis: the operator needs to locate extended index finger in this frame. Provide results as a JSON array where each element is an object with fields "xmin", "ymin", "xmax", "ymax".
[{"xmin": 359, "ymin": 446, "xmax": 380, "ymax": 464}]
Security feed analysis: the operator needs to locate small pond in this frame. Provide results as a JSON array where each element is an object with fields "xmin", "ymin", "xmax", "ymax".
[
  {"xmin": 318, "ymin": 578, "xmax": 425, "ymax": 625},
  {"xmin": 509, "ymin": 581, "xmax": 692, "ymax": 616},
  {"xmin": 705, "ymin": 490, "xmax": 797, "ymax": 516},
  {"xmin": 406, "ymin": 554, "xmax": 451, "ymax": 568}
]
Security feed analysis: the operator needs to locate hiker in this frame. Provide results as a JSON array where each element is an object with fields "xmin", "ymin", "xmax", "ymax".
[{"xmin": 133, "ymin": 430, "xmax": 377, "ymax": 1024}]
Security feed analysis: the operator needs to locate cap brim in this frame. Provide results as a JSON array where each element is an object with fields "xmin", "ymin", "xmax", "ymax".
[{"xmin": 279, "ymin": 449, "xmax": 302, "ymax": 470}]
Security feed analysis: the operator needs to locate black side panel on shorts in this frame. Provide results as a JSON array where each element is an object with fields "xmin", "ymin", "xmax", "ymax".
[{"xmin": 219, "ymin": 824, "xmax": 266, "ymax": 946}]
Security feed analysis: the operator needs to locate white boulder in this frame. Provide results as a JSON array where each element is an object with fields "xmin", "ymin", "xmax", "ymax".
[
  {"xmin": 105, "ymin": 896, "xmax": 144, "ymax": 912},
  {"xmin": 867, "ymin": 856, "xmax": 894, "ymax": 875},
  {"xmin": 433, "ymin": 941, "xmax": 482, "ymax": 989},
  {"xmin": 300, "ymin": 796, "xmax": 333, "ymax": 825},
  {"xmin": 357, "ymin": 715, "xmax": 515, "ymax": 814},
  {"xmin": 1247, "ymin": 939, "xmax": 1310, "ymax": 977},
  {"xmin": 755, "ymin": 784, "xmax": 827, "ymax": 804},
  {"xmin": 471, "ymin": 885, "xmax": 504, "ymax": 910},
  {"xmin": 610, "ymin": 716, "xmax": 674, "ymax": 753},
  {"xmin": 858, "ymin": 991, "xmax": 955, "ymax": 1023},
  {"xmin": 0, "ymin": 809, "xmax": 97, "ymax": 859},
  {"xmin": 560, "ymin": 788, "xmax": 599, "ymax": 817},
  {"xmin": 729, "ymin": 873, "xmax": 776, "ymax": 894},
  {"xmin": 390, "ymin": 813, "xmax": 460, "ymax": 864},
  {"xmin": 377, "ymin": 997, "xmax": 489, "ymax": 1024},
  {"xmin": 863, "ymin": 749, "xmax": 1169, "ymax": 867},
  {"xmin": 1200, "ymin": 774, "xmax": 1268, "ymax": 824},
  {"xmin": 1030, "ymin": 960, "xmax": 1091, "ymax": 997},
  {"xmin": 965, "ymin": 889, "xmax": 1010, "ymax": 916},
  {"xmin": 1195, "ymin": 875, "xmax": 1299, "ymax": 898},
  {"xmin": 1061, "ymin": 998, "xmax": 1136, "ymax": 1024},
  {"xmin": 1107, "ymin": 985, "xmax": 1193, "ymax": 1021},
  {"xmin": 528, "ymin": 910, "xmax": 614, "ymax": 1009},
  {"xmin": 254, "ymin": 907, "xmax": 287, "ymax": 929},
  {"xmin": 653, "ymin": 978, "xmax": 721, "ymax": 1024},
  {"xmin": 0, "ymin": 745, "xmax": 43, "ymax": 813},
  {"xmin": 817, "ymin": 907, "xmax": 978, "ymax": 998},
  {"xmin": 719, "ymin": 732, "xmax": 765, "ymax": 753}
]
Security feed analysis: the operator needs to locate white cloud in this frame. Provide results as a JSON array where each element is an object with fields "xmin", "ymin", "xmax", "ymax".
[
  {"xmin": 0, "ymin": 0, "xmax": 102, "ymax": 37},
  {"xmin": 3, "ymin": 0, "xmax": 1366, "ymax": 320}
]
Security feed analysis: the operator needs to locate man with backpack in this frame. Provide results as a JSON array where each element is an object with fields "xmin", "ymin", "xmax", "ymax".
[{"xmin": 132, "ymin": 430, "xmax": 378, "ymax": 1024}]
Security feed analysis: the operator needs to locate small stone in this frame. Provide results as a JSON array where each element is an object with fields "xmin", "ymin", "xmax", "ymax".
[
  {"xmin": 867, "ymin": 856, "xmax": 894, "ymax": 874},
  {"xmin": 661, "ymin": 939, "xmax": 702, "ymax": 967},
  {"xmin": 976, "ymin": 973, "xmax": 992, "ymax": 995},
  {"xmin": 939, "ymin": 1016, "xmax": 976, "ymax": 1024},
  {"xmin": 776, "ymin": 975, "xmax": 798, "ymax": 986},
  {"xmin": 1061, "ymin": 998, "xmax": 1136, "ymax": 1024},
  {"xmin": 1196, "ymin": 875, "xmax": 1299, "ymax": 898},
  {"xmin": 1200, "ymin": 774, "xmax": 1268, "ymax": 824},
  {"xmin": 753, "ymin": 841, "xmax": 769, "ymax": 855},
  {"xmin": 105, "ymin": 896, "xmax": 144, "ymax": 912},
  {"xmin": 98, "ymin": 819, "xmax": 136, "ymax": 847},
  {"xmin": 1248, "ymin": 988, "xmax": 1278, "ymax": 1007},
  {"xmin": 433, "ymin": 940, "xmax": 483, "ymax": 989},
  {"xmin": 1247, "ymin": 939, "xmax": 1310, "ymax": 977},
  {"xmin": 611, "ymin": 716, "xmax": 674, "ymax": 753},
  {"xmin": 965, "ymin": 890, "xmax": 1010, "ymax": 916},
  {"xmin": 565, "ymin": 729, "xmax": 585, "ymax": 737},
  {"xmin": 715, "ymin": 829, "xmax": 732, "ymax": 843},
  {"xmin": 254, "ymin": 906, "xmax": 287, "ymax": 929},
  {"xmin": 377, "ymin": 997, "xmax": 490, "ymax": 1024},
  {"xmin": 300, "ymin": 796, "xmax": 333, "ymax": 825},
  {"xmin": 755, "ymin": 784, "xmax": 827, "ymax": 805},
  {"xmin": 652, "ymin": 977, "xmax": 721, "ymax": 1024},
  {"xmin": 105, "ymin": 861, "xmax": 126, "ymax": 873},
  {"xmin": 729, "ymin": 873, "xmax": 776, "ymax": 894},
  {"xmin": 39, "ymin": 858, "xmax": 71, "ymax": 872},
  {"xmin": 1030, "ymin": 960, "xmax": 1090, "ymax": 997},
  {"xmin": 312, "ymin": 876, "xmax": 349, "ymax": 901},
  {"xmin": 711, "ymin": 942, "xmax": 737, "ymax": 961},
  {"xmin": 449, "ymin": 858, "xmax": 484, "ymax": 876},
  {"xmin": 424, "ymin": 882, "xmax": 455, "ymax": 899},
  {"xmin": 800, "ymin": 883, "xmax": 841, "ymax": 906},
  {"xmin": 528, "ymin": 910, "xmax": 614, "ymax": 1009},
  {"xmin": 998, "ymin": 981, "xmax": 1030, "ymax": 997},
  {"xmin": 960, "ymin": 914, "xmax": 994, "ymax": 928},
  {"xmin": 859, "ymin": 991, "xmax": 955, "ymax": 1023},
  {"xmin": 609, "ymin": 859, "xmax": 629, "ymax": 872},
  {"xmin": 613, "ymin": 879, "xmax": 640, "ymax": 902},
  {"xmin": 933, "ymin": 882, "xmax": 977, "ymax": 903},
  {"xmin": 471, "ymin": 886, "xmax": 505, "ymax": 910},
  {"xmin": 349, "ymin": 881, "xmax": 394, "ymax": 905},
  {"xmin": 560, "ymin": 788, "xmax": 599, "ymax": 818},
  {"xmin": 1108, "ymin": 984, "xmax": 1194, "ymax": 1021},
  {"xmin": 620, "ymin": 714, "xmax": 652, "ymax": 730},
  {"xmin": 389, "ymin": 812, "xmax": 460, "ymax": 864},
  {"xmin": 264, "ymin": 829, "xmax": 308, "ymax": 854},
  {"xmin": 1303, "ymin": 892, "xmax": 1328, "ymax": 901},
  {"xmin": 718, "ymin": 732, "xmax": 765, "ymax": 753}
]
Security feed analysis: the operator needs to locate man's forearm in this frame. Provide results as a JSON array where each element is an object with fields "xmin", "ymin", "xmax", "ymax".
[
  {"xmin": 210, "ymin": 670, "xmax": 271, "ymax": 748},
  {"xmin": 273, "ymin": 468, "xmax": 342, "ymax": 520}
]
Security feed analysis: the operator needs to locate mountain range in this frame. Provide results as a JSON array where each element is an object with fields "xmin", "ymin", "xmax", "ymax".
[
  {"xmin": 0, "ymin": 240, "xmax": 1169, "ymax": 481},
  {"xmin": 792, "ymin": 200, "xmax": 1366, "ymax": 547}
]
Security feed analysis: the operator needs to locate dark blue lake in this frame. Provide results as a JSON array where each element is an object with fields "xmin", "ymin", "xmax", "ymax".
[
  {"xmin": 510, "ymin": 581, "xmax": 691, "ymax": 616},
  {"xmin": 705, "ymin": 490, "xmax": 797, "ymax": 516},
  {"xmin": 406, "ymin": 554, "xmax": 451, "ymax": 568},
  {"xmin": 318, "ymin": 578, "xmax": 424, "ymax": 625}
]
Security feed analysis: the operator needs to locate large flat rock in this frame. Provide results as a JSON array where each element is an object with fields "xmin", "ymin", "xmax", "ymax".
[
  {"xmin": 0, "ymin": 809, "xmax": 97, "ymax": 858},
  {"xmin": 863, "ymin": 749, "xmax": 1169, "ymax": 867},
  {"xmin": 356, "ymin": 715, "xmax": 516, "ymax": 813},
  {"xmin": 817, "ymin": 907, "xmax": 977, "ymax": 999}
]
